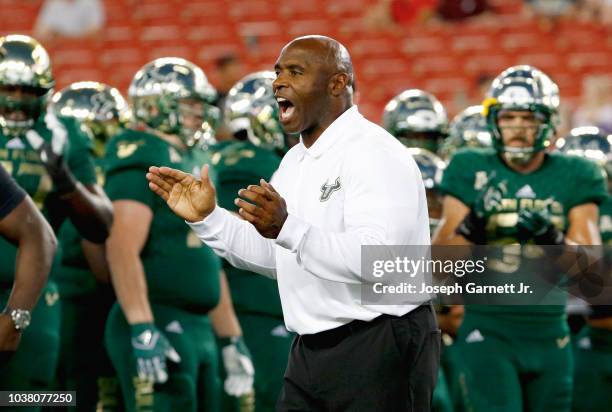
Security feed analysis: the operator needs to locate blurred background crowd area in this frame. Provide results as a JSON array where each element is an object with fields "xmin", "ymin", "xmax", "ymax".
[{"xmin": 1, "ymin": 0, "xmax": 611, "ymax": 134}]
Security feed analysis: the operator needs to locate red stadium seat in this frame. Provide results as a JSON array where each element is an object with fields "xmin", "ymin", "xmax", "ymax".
[
  {"xmin": 569, "ymin": 52, "xmax": 612, "ymax": 72},
  {"xmin": 238, "ymin": 21, "xmax": 283, "ymax": 39},
  {"xmin": 180, "ymin": 1, "xmax": 229, "ymax": 22},
  {"xmin": 464, "ymin": 54, "xmax": 511, "ymax": 75},
  {"xmin": 0, "ymin": 0, "xmax": 606, "ymax": 118},
  {"xmin": 229, "ymin": 1, "xmax": 279, "ymax": 22},
  {"xmin": 139, "ymin": 25, "xmax": 183, "ymax": 43},
  {"xmin": 288, "ymin": 20, "xmax": 334, "ymax": 38},
  {"xmin": 401, "ymin": 33, "xmax": 450, "ymax": 56},
  {"xmin": 517, "ymin": 53, "xmax": 564, "ymax": 72},
  {"xmin": 451, "ymin": 35, "xmax": 495, "ymax": 54}
]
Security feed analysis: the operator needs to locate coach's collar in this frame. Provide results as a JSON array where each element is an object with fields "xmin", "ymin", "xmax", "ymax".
[{"xmin": 301, "ymin": 105, "xmax": 361, "ymax": 159}]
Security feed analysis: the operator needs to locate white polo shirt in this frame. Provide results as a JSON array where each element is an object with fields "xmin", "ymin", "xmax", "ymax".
[{"xmin": 189, "ymin": 105, "xmax": 430, "ymax": 334}]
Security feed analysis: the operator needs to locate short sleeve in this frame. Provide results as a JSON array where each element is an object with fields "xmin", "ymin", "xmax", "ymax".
[
  {"xmin": 0, "ymin": 164, "xmax": 26, "ymax": 220},
  {"xmin": 105, "ymin": 167, "xmax": 155, "ymax": 209},
  {"xmin": 65, "ymin": 121, "xmax": 97, "ymax": 185},
  {"xmin": 567, "ymin": 157, "xmax": 609, "ymax": 210},
  {"xmin": 439, "ymin": 150, "xmax": 478, "ymax": 206}
]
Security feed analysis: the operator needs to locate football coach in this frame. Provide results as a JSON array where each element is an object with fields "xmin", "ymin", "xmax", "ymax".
[{"xmin": 146, "ymin": 35, "xmax": 440, "ymax": 411}]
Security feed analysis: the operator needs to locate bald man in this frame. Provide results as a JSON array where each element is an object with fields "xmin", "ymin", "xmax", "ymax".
[{"xmin": 147, "ymin": 35, "xmax": 439, "ymax": 411}]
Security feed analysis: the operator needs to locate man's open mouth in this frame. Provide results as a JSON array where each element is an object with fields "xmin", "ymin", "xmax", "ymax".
[{"xmin": 276, "ymin": 97, "xmax": 296, "ymax": 123}]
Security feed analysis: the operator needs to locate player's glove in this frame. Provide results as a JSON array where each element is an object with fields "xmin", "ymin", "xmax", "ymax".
[
  {"xmin": 130, "ymin": 323, "xmax": 181, "ymax": 383},
  {"xmin": 517, "ymin": 208, "xmax": 565, "ymax": 245},
  {"xmin": 456, "ymin": 179, "xmax": 507, "ymax": 244},
  {"xmin": 220, "ymin": 336, "xmax": 255, "ymax": 397},
  {"xmin": 25, "ymin": 130, "xmax": 77, "ymax": 195}
]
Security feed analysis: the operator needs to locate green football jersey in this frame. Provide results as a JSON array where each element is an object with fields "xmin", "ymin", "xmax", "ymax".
[
  {"xmin": 104, "ymin": 129, "xmax": 221, "ymax": 313},
  {"xmin": 0, "ymin": 114, "xmax": 97, "ymax": 286},
  {"xmin": 211, "ymin": 141, "xmax": 283, "ymax": 317},
  {"xmin": 440, "ymin": 148, "xmax": 608, "ymax": 321},
  {"xmin": 600, "ymin": 194, "xmax": 612, "ymax": 246}
]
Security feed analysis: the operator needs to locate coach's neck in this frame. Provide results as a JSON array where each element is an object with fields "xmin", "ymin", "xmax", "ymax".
[{"xmin": 301, "ymin": 99, "xmax": 353, "ymax": 149}]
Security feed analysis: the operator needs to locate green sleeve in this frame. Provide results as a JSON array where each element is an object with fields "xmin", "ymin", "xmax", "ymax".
[
  {"xmin": 64, "ymin": 118, "xmax": 97, "ymax": 185},
  {"xmin": 105, "ymin": 167, "xmax": 155, "ymax": 208},
  {"xmin": 567, "ymin": 157, "xmax": 608, "ymax": 210},
  {"xmin": 439, "ymin": 150, "xmax": 478, "ymax": 206},
  {"xmin": 214, "ymin": 145, "xmax": 280, "ymax": 211}
]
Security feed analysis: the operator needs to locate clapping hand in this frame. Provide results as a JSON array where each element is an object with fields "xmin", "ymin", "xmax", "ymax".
[
  {"xmin": 235, "ymin": 180, "xmax": 288, "ymax": 239},
  {"xmin": 146, "ymin": 165, "xmax": 217, "ymax": 222}
]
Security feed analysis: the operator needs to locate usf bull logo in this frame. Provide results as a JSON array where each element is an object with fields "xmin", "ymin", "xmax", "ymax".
[{"xmin": 320, "ymin": 177, "xmax": 341, "ymax": 202}]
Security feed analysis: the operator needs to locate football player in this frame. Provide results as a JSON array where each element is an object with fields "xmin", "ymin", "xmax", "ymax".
[
  {"xmin": 0, "ymin": 164, "xmax": 56, "ymax": 363},
  {"xmin": 50, "ymin": 81, "xmax": 131, "ymax": 411},
  {"xmin": 0, "ymin": 34, "xmax": 113, "ymax": 406},
  {"xmin": 406, "ymin": 147, "xmax": 446, "ymax": 234},
  {"xmin": 383, "ymin": 114, "xmax": 458, "ymax": 412},
  {"xmin": 439, "ymin": 105, "xmax": 492, "ymax": 161},
  {"xmin": 382, "ymin": 89, "xmax": 448, "ymax": 154},
  {"xmin": 557, "ymin": 127, "xmax": 612, "ymax": 412},
  {"xmin": 103, "ymin": 57, "xmax": 252, "ymax": 412},
  {"xmin": 432, "ymin": 66, "xmax": 607, "ymax": 411},
  {"xmin": 213, "ymin": 71, "xmax": 296, "ymax": 412}
]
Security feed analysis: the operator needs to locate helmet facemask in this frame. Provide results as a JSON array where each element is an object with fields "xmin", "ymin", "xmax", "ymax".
[
  {"xmin": 248, "ymin": 99, "xmax": 286, "ymax": 152},
  {"xmin": 395, "ymin": 131, "xmax": 445, "ymax": 154},
  {"xmin": 225, "ymin": 71, "xmax": 290, "ymax": 153},
  {"xmin": 0, "ymin": 35, "xmax": 55, "ymax": 137},
  {"xmin": 0, "ymin": 83, "xmax": 52, "ymax": 137},
  {"xmin": 382, "ymin": 89, "xmax": 448, "ymax": 153},
  {"xmin": 128, "ymin": 58, "xmax": 218, "ymax": 149},
  {"xmin": 484, "ymin": 66, "xmax": 559, "ymax": 168},
  {"xmin": 488, "ymin": 105, "xmax": 554, "ymax": 166},
  {"xmin": 176, "ymin": 98, "xmax": 219, "ymax": 148}
]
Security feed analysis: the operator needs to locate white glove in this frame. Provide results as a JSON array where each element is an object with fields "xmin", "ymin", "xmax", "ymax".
[{"xmin": 220, "ymin": 336, "xmax": 255, "ymax": 397}]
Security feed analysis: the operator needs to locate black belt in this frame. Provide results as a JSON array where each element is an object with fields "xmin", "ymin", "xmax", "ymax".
[{"xmin": 300, "ymin": 303, "xmax": 431, "ymax": 350}]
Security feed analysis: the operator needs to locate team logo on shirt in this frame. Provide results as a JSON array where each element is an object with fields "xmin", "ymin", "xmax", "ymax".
[{"xmin": 320, "ymin": 177, "xmax": 341, "ymax": 202}]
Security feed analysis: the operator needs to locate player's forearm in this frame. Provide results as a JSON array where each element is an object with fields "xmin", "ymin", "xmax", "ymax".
[
  {"xmin": 8, "ymin": 209, "xmax": 57, "ymax": 311},
  {"xmin": 107, "ymin": 244, "xmax": 153, "ymax": 324},
  {"xmin": 209, "ymin": 271, "xmax": 242, "ymax": 338},
  {"xmin": 82, "ymin": 239, "xmax": 111, "ymax": 283},
  {"xmin": 544, "ymin": 205, "xmax": 601, "ymax": 276},
  {"xmin": 61, "ymin": 183, "xmax": 113, "ymax": 243}
]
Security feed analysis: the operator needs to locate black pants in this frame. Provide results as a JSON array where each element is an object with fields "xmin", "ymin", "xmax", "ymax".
[{"xmin": 277, "ymin": 304, "xmax": 441, "ymax": 412}]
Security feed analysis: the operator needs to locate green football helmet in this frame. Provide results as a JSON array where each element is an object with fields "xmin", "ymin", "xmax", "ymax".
[
  {"xmin": 407, "ymin": 147, "xmax": 446, "ymax": 230},
  {"xmin": 0, "ymin": 34, "xmax": 55, "ymax": 137},
  {"xmin": 128, "ymin": 57, "xmax": 219, "ymax": 147},
  {"xmin": 556, "ymin": 126, "xmax": 612, "ymax": 184},
  {"xmin": 224, "ymin": 71, "xmax": 289, "ymax": 152},
  {"xmin": 440, "ymin": 105, "xmax": 492, "ymax": 160},
  {"xmin": 382, "ymin": 89, "xmax": 448, "ymax": 153},
  {"xmin": 484, "ymin": 65, "xmax": 560, "ymax": 165},
  {"xmin": 51, "ymin": 81, "xmax": 131, "ymax": 156}
]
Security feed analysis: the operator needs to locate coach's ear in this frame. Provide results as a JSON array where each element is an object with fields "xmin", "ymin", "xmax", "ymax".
[{"xmin": 329, "ymin": 72, "xmax": 350, "ymax": 97}]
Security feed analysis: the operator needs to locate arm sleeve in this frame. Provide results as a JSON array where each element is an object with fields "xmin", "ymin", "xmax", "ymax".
[
  {"xmin": 65, "ymin": 123, "xmax": 98, "ymax": 185},
  {"xmin": 105, "ymin": 167, "xmax": 155, "ymax": 208},
  {"xmin": 275, "ymin": 145, "xmax": 426, "ymax": 284},
  {"xmin": 188, "ymin": 206, "xmax": 277, "ymax": 279},
  {"xmin": 438, "ymin": 150, "xmax": 477, "ymax": 206},
  {"xmin": 567, "ymin": 158, "xmax": 608, "ymax": 210},
  {"xmin": 0, "ymin": 165, "xmax": 26, "ymax": 220}
]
